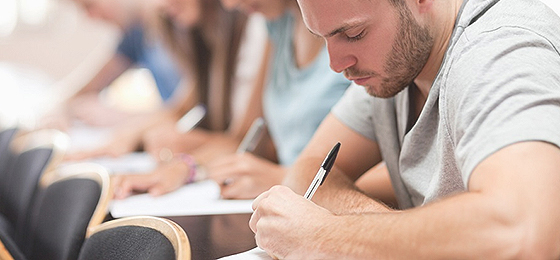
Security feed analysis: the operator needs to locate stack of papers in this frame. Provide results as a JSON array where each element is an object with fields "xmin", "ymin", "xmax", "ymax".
[
  {"xmin": 219, "ymin": 247, "xmax": 272, "ymax": 260},
  {"xmin": 110, "ymin": 180, "xmax": 254, "ymax": 217}
]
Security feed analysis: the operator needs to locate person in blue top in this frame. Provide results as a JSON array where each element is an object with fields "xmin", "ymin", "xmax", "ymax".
[
  {"xmin": 106, "ymin": 0, "xmax": 350, "ymax": 200},
  {"xmin": 115, "ymin": 23, "xmax": 181, "ymax": 101},
  {"xmin": 206, "ymin": 0, "xmax": 351, "ymax": 199},
  {"xmin": 68, "ymin": 0, "xmax": 181, "ymax": 125}
]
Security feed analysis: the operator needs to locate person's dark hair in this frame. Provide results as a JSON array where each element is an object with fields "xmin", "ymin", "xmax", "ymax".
[{"xmin": 158, "ymin": 0, "xmax": 247, "ymax": 131}]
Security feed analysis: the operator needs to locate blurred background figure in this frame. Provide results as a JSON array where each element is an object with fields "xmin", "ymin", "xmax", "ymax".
[
  {"xmin": 204, "ymin": 0, "xmax": 351, "ymax": 199},
  {"xmin": 112, "ymin": 0, "xmax": 352, "ymax": 200},
  {"xmin": 110, "ymin": 0, "xmax": 271, "ymax": 198},
  {"xmin": 63, "ymin": 0, "xmax": 182, "ymax": 127},
  {"xmin": 0, "ymin": 0, "xmax": 119, "ymax": 129},
  {"xmin": 64, "ymin": 0, "xmax": 262, "ymax": 160}
]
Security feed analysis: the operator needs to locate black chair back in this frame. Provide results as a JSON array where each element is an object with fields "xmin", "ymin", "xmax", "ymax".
[
  {"xmin": 0, "ymin": 147, "xmax": 53, "ymax": 240},
  {"xmin": 0, "ymin": 127, "xmax": 18, "ymax": 177},
  {"xmin": 0, "ymin": 223, "xmax": 25, "ymax": 260},
  {"xmin": 79, "ymin": 225, "xmax": 176, "ymax": 260},
  {"xmin": 78, "ymin": 216, "xmax": 191, "ymax": 260},
  {"xmin": 23, "ymin": 165, "xmax": 110, "ymax": 260}
]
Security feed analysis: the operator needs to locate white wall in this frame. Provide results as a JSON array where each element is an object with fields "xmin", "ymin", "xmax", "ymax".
[
  {"xmin": 0, "ymin": 0, "xmax": 119, "ymax": 83},
  {"xmin": 0, "ymin": 0, "xmax": 120, "ymax": 127}
]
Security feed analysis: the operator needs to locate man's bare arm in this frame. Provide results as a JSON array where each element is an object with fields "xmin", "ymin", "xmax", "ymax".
[
  {"xmin": 316, "ymin": 141, "xmax": 560, "ymax": 258},
  {"xmin": 253, "ymin": 141, "xmax": 560, "ymax": 259},
  {"xmin": 282, "ymin": 114, "xmax": 389, "ymax": 214}
]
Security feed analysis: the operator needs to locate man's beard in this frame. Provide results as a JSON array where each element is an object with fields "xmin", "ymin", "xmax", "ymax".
[{"xmin": 345, "ymin": 4, "xmax": 434, "ymax": 98}]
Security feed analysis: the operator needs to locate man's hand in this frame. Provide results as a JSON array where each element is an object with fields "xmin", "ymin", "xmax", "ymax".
[{"xmin": 249, "ymin": 185, "xmax": 335, "ymax": 259}]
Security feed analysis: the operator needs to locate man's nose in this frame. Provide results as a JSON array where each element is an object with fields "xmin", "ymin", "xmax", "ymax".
[{"xmin": 327, "ymin": 43, "xmax": 356, "ymax": 73}]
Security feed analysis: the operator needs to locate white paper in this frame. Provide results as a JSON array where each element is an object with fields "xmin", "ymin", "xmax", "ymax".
[
  {"xmin": 110, "ymin": 180, "xmax": 254, "ymax": 217},
  {"xmin": 59, "ymin": 152, "xmax": 157, "ymax": 175},
  {"xmin": 219, "ymin": 247, "xmax": 272, "ymax": 260},
  {"xmin": 66, "ymin": 124, "xmax": 112, "ymax": 152},
  {"xmin": 86, "ymin": 152, "xmax": 157, "ymax": 174}
]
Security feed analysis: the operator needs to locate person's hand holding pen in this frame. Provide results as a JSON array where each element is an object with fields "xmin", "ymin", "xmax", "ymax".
[
  {"xmin": 142, "ymin": 125, "xmax": 212, "ymax": 162},
  {"xmin": 111, "ymin": 156, "xmax": 196, "ymax": 199},
  {"xmin": 206, "ymin": 153, "xmax": 287, "ymax": 199},
  {"xmin": 143, "ymin": 104, "xmax": 208, "ymax": 161},
  {"xmin": 205, "ymin": 117, "xmax": 283, "ymax": 199},
  {"xmin": 249, "ymin": 143, "xmax": 340, "ymax": 259},
  {"xmin": 249, "ymin": 185, "xmax": 335, "ymax": 259}
]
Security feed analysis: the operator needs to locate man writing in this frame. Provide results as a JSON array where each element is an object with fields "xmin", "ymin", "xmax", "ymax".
[{"xmin": 249, "ymin": 0, "xmax": 560, "ymax": 258}]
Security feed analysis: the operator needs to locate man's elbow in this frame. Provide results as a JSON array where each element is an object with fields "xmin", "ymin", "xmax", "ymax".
[{"xmin": 512, "ymin": 220, "xmax": 560, "ymax": 259}]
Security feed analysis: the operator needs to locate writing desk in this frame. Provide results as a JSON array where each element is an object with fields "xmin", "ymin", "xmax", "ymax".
[
  {"xmin": 167, "ymin": 214, "xmax": 256, "ymax": 260},
  {"xmin": 69, "ymin": 126, "xmax": 257, "ymax": 259},
  {"xmin": 105, "ymin": 212, "xmax": 256, "ymax": 260}
]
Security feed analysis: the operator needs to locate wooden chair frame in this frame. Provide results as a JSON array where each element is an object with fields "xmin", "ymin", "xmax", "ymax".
[
  {"xmin": 9, "ymin": 129, "xmax": 70, "ymax": 186},
  {"xmin": 87, "ymin": 216, "xmax": 191, "ymax": 260},
  {"xmin": 0, "ymin": 239, "xmax": 14, "ymax": 260}
]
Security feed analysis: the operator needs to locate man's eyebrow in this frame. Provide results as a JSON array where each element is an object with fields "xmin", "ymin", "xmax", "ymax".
[{"xmin": 309, "ymin": 22, "xmax": 366, "ymax": 39}]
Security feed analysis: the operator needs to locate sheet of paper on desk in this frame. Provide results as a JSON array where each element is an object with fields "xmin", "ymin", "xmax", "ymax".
[
  {"xmin": 66, "ymin": 124, "xmax": 112, "ymax": 152},
  {"xmin": 59, "ymin": 152, "xmax": 157, "ymax": 174},
  {"xmin": 87, "ymin": 152, "xmax": 157, "ymax": 174},
  {"xmin": 110, "ymin": 180, "xmax": 254, "ymax": 217},
  {"xmin": 219, "ymin": 247, "xmax": 272, "ymax": 260}
]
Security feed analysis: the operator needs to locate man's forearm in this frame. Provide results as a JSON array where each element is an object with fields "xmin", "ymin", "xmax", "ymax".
[
  {"xmin": 284, "ymin": 158, "xmax": 391, "ymax": 214},
  {"xmin": 317, "ymin": 192, "xmax": 549, "ymax": 260}
]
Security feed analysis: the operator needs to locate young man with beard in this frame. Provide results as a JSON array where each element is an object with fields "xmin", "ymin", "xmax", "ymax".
[{"xmin": 249, "ymin": 0, "xmax": 560, "ymax": 258}]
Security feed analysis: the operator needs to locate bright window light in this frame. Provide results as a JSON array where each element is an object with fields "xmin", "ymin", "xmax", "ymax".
[
  {"xmin": 20, "ymin": 0, "xmax": 52, "ymax": 26},
  {"xmin": 0, "ymin": 0, "xmax": 18, "ymax": 37}
]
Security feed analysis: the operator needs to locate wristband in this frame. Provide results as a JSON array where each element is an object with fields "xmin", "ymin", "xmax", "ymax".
[{"xmin": 178, "ymin": 154, "xmax": 198, "ymax": 184}]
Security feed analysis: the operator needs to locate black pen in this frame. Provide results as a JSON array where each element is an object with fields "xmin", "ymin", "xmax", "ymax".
[{"xmin": 303, "ymin": 142, "xmax": 340, "ymax": 200}]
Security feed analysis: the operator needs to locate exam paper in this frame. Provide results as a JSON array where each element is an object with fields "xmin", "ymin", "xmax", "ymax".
[
  {"xmin": 110, "ymin": 180, "xmax": 254, "ymax": 217},
  {"xmin": 59, "ymin": 152, "xmax": 157, "ymax": 175},
  {"xmin": 66, "ymin": 124, "xmax": 112, "ymax": 152},
  {"xmin": 85, "ymin": 152, "xmax": 157, "ymax": 174},
  {"xmin": 219, "ymin": 247, "xmax": 272, "ymax": 260}
]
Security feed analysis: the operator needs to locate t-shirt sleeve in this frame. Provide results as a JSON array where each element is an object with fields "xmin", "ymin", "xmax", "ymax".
[
  {"xmin": 115, "ymin": 24, "xmax": 145, "ymax": 63},
  {"xmin": 445, "ymin": 26, "xmax": 560, "ymax": 185},
  {"xmin": 332, "ymin": 83, "xmax": 378, "ymax": 142}
]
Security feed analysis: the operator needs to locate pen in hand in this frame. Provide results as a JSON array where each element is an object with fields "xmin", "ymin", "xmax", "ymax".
[
  {"xmin": 303, "ymin": 142, "xmax": 340, "ymax": 200},
  {"xmin": 176, "ymin": 104, "xmax": 206, "ymax": 133},
  {"xmin": 221, "ymin": 117, "xmax": 266, "ymax": 186},
  {"xmin": 236, "ymin": 117, "xmax": 266, "ymax": 154}
]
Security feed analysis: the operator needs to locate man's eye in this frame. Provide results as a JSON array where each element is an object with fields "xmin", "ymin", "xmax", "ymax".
[{"xmin": 346, "ymin": 30, "xmax": 366, "ymax": 42}]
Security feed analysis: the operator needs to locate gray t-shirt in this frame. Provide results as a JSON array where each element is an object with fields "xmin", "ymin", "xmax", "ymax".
[{"xmin": 332, "ymin": 0, "xmax": 560, "ymax": 209}]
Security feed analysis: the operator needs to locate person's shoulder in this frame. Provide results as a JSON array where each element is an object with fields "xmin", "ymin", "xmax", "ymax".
[
  {"xmin": 265, "ymin": 11, "xmax": 291, "ymax": 35},
  {"xmin": 445, "ymin": 0, "xmax": 560, "ymax": 86},
  {"xmin": 462, "ymin": 0, "xmax": 560, "ymax": 43}
]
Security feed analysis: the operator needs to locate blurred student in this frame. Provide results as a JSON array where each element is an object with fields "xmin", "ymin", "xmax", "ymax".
[
  {"xmin": 68, "ymin": 0, "xmax": 181, "ymax": 126},
  {"xmin": 110, "ymin": 0, "xmax": 270, "ymax": 198},
  {"xmin": 113, "ymin": 0, "xmax": 351, "ymax": 200},
  {"xmin": 203, "ymin": 0, "xmax": 352, "ymax": 199},
  {"xmin": 67, "ymin": 0, "xmax": 261, "ymax": 161}
]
